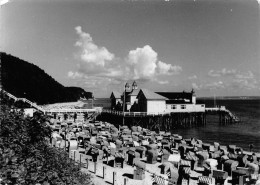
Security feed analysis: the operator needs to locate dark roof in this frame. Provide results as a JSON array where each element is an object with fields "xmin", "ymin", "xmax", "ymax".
[
  {"xmin": 166, "ymin": 100, "xmax": 191, "ymax": 104},
  {"xmin": 111, "ymin": 91, "xmax": 121, "ymax": 99},
  {"xmin": 156, "ymin": 92, "xmax": 192, "ymax": 100},
  {"xmin": 129, "ymin": 89, "xmax": 139, "ymax": 96},
  {"xmin": 139, "ymin": 89, "xmax": 167, "ymax": 100}
]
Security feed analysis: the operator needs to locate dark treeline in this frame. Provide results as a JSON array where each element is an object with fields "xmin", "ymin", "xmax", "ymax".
[{"xmin": 1, "ymin": 52, "xmax": 92, "ymax": 105}]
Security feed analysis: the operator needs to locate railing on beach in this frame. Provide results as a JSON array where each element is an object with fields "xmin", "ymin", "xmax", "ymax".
[{"xmin": 67, "ymin": 149, "xmax": 172, "ymax": 185}]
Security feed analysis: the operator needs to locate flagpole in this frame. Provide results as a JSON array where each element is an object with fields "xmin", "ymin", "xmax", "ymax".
[{"xmin": 123, "ymin": 85, "xmax": 125, "ymax": 126}]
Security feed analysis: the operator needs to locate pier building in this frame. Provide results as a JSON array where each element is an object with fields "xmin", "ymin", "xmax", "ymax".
[{"xmin": 110, "ymin": 81, "xmax": 205, "ymax": 114}]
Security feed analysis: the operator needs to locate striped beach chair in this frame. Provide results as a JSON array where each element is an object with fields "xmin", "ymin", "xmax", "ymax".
[
  {"xmin": 198, "ymin": 176, "xmax": 215, "ymax": 185},
  {"xmin": 151, "ymin": 174, "xmax": 168, "ymax": 185}
]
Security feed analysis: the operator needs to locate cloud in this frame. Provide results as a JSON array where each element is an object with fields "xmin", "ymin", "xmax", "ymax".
[
  {"xmin": 126, "ymin": 45, "xmax": 157, "ymax": 79},
  {"xmin": 157, "ymin": 61, "xmax": 182, "ymax": 75},
  {"xmin": 205, "ymin": 81, "xmax": 225, "ymax": 89},
  {"xmin": 257, "ymin": 0, "xmax": 260, "ymax": 5},
  {"xmin": 126, "ymin": 45, "xmax": 182, "ymax": 79},
  {"xmin": 0, "ymin": 0, "xmax": 9, "ymax": 6},
  {"xmin": 235, "ymin": 71, "xmax": 254, "ymax": 79},
  {"xmin": 157, "ymin": 80, "xmax": 169, "ymax": 85},
  {"xmin": 72, "ymin": 26, "xmax": 182, "ymax": 89},
  {"xmin": 75, "ymin": 26, "xmax": 114, "ymax": 67},
  {"xmin": 188, "ymin": 75, "xmax": 197, "ymax": 80},
  {"xmin": 192, "ymin": 83, "xmax": 201, "ymax": 90},
  {"xmin": 208, "ymin": 70, "xmax": 221, "ymax": 77},
  {"xmin": 190, "ymin": 70, "xmax": 259, "ymax": 93},
  {"xmin": 68, "ymin": 71, "xmax": 84, "ymax": 79},
  {"xmin": 208, "ymin": 68, "xmax": 236, "ymax": 77},
  {"xmin": 192, "ymin": 81, "xmax": 225, "ymax": 91},
  {"xmin": 231, "ymin": 79, "xmax": 258, "ymax": 90}
]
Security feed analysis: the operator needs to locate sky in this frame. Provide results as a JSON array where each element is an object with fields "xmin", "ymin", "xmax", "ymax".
[{"xmin": 1, "ymin": 0, "xmax": 260, "ymax": 98}]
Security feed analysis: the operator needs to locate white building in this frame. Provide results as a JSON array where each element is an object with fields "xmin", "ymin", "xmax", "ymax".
[
  {"xmin": 110, "ymin": 82, "xmax": 205, "ymax": 113},
  {"xmin": 136, "ymin": 89, "xmax": 167, "ymax": 113}
]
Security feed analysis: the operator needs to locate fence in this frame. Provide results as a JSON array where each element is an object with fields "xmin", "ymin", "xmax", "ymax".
[
  {"xmin": 67, "ymin": 149, "xmax": 176, "ymax": 185},
  {"xmin": 68, "ymin": 150, "xmax": 127, "ymax": 185}
]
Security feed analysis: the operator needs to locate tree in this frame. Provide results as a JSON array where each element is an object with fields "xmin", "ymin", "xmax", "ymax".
[{"xmin": 0, "ymin": 93, "xmax": 92, "ymax": 185}]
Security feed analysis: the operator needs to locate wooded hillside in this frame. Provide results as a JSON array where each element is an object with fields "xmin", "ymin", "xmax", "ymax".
[{"xmin": 1, "ymin": 52, "xmax": 92, "ymax": 105}]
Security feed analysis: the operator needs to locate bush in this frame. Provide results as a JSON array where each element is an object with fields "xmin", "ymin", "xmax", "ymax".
[{"xmin": 0, "ymin": 95, "xmax": 92, "ymax": 185}]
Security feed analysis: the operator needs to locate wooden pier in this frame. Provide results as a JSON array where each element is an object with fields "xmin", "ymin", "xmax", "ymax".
[
  {"xmin": 205, "ymin": 106, "xmax": 239, "ymax": 125},
  {"xmin": 97, "ymin": 110, "xmax": 207, "ymax": 131},
  {"xmin": 97, "ymin": 107, "xmax": 239, "ymax": 130}
]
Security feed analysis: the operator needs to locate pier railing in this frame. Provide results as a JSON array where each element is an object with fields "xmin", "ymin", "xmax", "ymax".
[
  {"xmin": 102, "ymin": 109, "xmax": 172, "ymax": 117},
  {"xmin": 206, "ymin": 106, "xmax": 239, "ymax": 122},
  {"xmin": 45, "ymin": 108, "xmax": 98, "ymax": 113}
]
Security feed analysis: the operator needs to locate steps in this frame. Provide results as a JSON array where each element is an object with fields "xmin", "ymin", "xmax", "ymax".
[{"xmin": 1, "ymin": 89, "xmax": 45, "ymax": 113}]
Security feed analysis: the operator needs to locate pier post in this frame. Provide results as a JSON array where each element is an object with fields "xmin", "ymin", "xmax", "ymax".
[{"xmin": 219, "ymin": 111, "xmax": 222, "ymax": 125}]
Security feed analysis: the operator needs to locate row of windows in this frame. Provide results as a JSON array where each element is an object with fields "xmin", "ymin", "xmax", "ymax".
[
  {"xmin": 171, "ymin": 105, "xmax": 186, "ymax": 109},
  {"xmin": 170, "ymin": 104, "xmax": 205, "ymax": 109}
]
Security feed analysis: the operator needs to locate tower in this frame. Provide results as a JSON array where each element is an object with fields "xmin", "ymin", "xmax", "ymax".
[
  {"xmin": 125, "ymin": 82, "xmax": 131, "ymax": 92},
  {"xmin": 191, "ymin": 89, "xmax": 196, "ymax": 104},
  {"xmin": 132, "ymin": 81, "xmax": 138, "ymax": 90}
]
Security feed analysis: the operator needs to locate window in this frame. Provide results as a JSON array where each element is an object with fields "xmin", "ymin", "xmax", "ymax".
[
  {"xmin": 171, "ymin": 105, "xmax": 177, "ymax": 109},
  {"xmin": 181, "ymin": 105, "xmax": 186, "ymax": 109}
]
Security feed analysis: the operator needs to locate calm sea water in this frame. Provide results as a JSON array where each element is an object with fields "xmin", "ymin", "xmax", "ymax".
[{"xmin": 172, "ymin": 98, "xmax": 260, "ymax": 152}]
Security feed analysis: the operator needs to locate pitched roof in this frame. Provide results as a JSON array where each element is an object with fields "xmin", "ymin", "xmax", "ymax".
[
  {"xmin": 156, "ymin": 92, "xmax": 192, "ymax": 100},
  {"xmin": 139, "ymin": 89, "xmax": 167, "ymax": 100},
  {"xmin": 129, "ymin": 89, "xmax": 139, "ymax": 96},
  {"xmin": 111, "ymin": 91, "xmax": 121, "ymax": 99}
]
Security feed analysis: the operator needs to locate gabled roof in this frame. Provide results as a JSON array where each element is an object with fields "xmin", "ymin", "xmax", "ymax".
[
  {"xmin": 111, "ymin": 91, "xmax": 121, "ymax": 99},
  {"xmin": 129, "ymin": 89, "xmax": 139, "ymax": 96},
  {"xmin": 156, "ymin": 92, "xmax": 193, "ymax": 100},
  {"xmin": 138, "ymin": 89, "xmax": 167, "ymax": 100}
]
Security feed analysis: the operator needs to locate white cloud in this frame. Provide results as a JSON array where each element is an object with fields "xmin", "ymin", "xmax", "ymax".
[
  {"xmin": 157, "ymin": 80, "xmax": 169, "ymax": 85},
  {"xmin": 157, "ymin": 61, "xmax": 182, "ymax": 75},
  {"xmin": 205, "ymin": 81, "xmax": 225, "ymax": 89},
  {"xmin": 190, "ymin": 81, "xmax": 225, "ymax": 91},
  {"xmin": 126, "ymin": 45, "xmax": 182, "ymax": 79},
  {"xmin": 72, "ymin": 26, "xmax": 182, "ymax": 89},
  {"xmin": 68, "ymin": 71, "xmax": 84, "ymax": 79},
  {"xmin": 188, "ymin": 75, "xmax": 197, "ymax": 80},
  {"xmin": 192, "ymin": 83, "xmax": 201, "ymax": 90},
  {"xmin": 75, "ymin": 26, "xmax": 114, "ymax": 67},
  {"xmin": 208, "ymin": 68, "xmax": 236, "ymax": 77},
  {"xmin": 231, "ymin": 78, "xmax": 259, "ymax": 90},
  {"xmin": 208, "ymin": 70, "xmax": 221, "ymax": 77},
  {"xmin": 257, "ymin": 0, "xmax": 260, "ymax": 5},
  {"xmin": 126, "ymin": 45, "xmax": 157, "ymax": 79},
  {"xmin": 221, "ymin": 68, "xmax": 237, "ymax": 75},
  {"xmin": 235, "ymin": 71, "xmax": 254, "ymax": 79},
  {"xmin": 0, "ymin": 0, "xmax": 9, "ymax": 6}
]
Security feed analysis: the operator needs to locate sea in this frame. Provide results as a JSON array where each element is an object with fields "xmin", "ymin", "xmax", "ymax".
[{"xmin": 172, "ymin": 98, "xmax": 260, "ymax": 152}]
